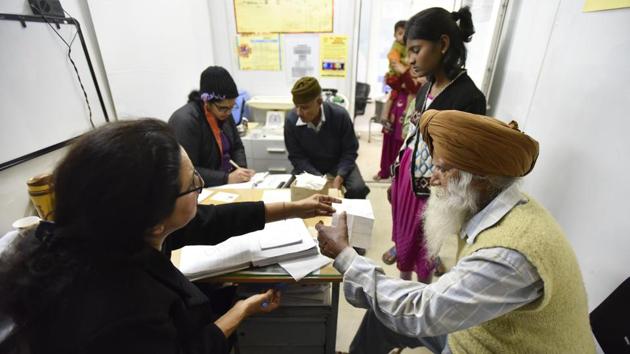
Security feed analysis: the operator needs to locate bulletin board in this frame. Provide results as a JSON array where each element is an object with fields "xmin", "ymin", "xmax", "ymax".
[{"xmin": 234, "ymin": 0, "xmax": 334, "ymax": 33}]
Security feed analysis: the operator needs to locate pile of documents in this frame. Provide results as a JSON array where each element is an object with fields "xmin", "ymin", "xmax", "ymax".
[
  {"xmin": 237, "ymin": 283, "xmax": 331, "ymax": 306},
  {"xmin": 332, "ymin": 199, "xmax": 375, "ymax": 249},
  {"xmin": 209, "ymin": 172, "xmax": 293, "ymax": 190},
  {"xmin": 178, "ymin": 218, "xmax": 327, "ymax": 281},
  {"xmin": 294, "ymin": 172, "xmax": 327, "ymax": 190}
]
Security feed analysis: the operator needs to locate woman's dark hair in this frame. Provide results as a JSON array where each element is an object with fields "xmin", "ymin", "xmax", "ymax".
[
  {"xmin": 188, "ymin": 65, "xmax": 239, "ymax": 104},
  {"xmin": 404, "ymin": 6, "xmax": 475, "ymax": 79},
  {"xmin": 0, "ymin": 119, "xmax": 181, "ymax": 326},
  {"xmin": 394, "ymin": 20, "xmax": 407, "ymax": 32}
]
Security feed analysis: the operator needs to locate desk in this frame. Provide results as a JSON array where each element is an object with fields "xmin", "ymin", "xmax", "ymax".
[{"xmin": 172, "ymin": 188, "xmax": 343, "ymax": 354}]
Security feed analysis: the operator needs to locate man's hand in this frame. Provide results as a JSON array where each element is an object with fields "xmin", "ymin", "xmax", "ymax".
[
  {"xmin": 332, "ymin": 175, "xmax": 344, "ymax": 190},
  {"xmin": 228, "ymin": 168, "xmax": 255, "ymax": 184},
  {"xmin": 316, "ymin": 212, "xmax": 350, "ymax": 259},
  {"xmin": 291, "ymin": 194, "xmax": 341, "ymax": 219}
]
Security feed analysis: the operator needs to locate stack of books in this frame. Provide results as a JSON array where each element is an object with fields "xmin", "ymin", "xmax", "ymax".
[{"xmin": 177, "ymin": 218, "xmax": 318, "ymax": 280}]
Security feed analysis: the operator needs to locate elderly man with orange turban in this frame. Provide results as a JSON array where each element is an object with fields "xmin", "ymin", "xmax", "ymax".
[{"xmin": 317, "ymin": 110, "xmax": 595, "ymax": 353}]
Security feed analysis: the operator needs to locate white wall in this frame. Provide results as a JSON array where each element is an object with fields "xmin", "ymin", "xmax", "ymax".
[
  {"xmin": 489, "ymin": 0, "xmax": 630, "ymax": 314},
  {"xmin": 87, "ymin": 0, "xmax": 214, "ymax": 121},
  {"xmin": 0, "ymin": 0, "xmax": 115, "ymax": 232}
]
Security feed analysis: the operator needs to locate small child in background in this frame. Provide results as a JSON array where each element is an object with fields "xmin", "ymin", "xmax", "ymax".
[{"xmin": 381, "ymin": 20, "xmax": 409, "ymax": 128}]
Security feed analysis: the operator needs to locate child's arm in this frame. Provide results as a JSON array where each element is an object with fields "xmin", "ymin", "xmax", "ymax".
[{"xmin": 388, "ymin": 48, "xmax": 402, "ymax": 64}]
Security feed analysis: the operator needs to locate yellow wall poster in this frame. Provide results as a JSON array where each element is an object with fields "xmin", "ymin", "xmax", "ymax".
[
  {"xmin": 320, "ymin": 34, "xmax": 347, "ymax": 78},
  {"xmin": 583, "ymin": 0, "xmax": 630, "ymax": 12},
  {"xmin": 234, "ymin": 0, "xmax": 334, "ymax": 34},
  {"xmin": 237, "ymin": 34, "xmax": 281, "ymax": 71}
]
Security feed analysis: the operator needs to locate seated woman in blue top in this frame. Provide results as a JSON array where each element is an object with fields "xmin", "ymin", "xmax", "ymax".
[
  {"xmin": 0, "ymin": 119, "xmax": 339, "ymax": 354},
  {"xmin": 169, "ymin": 66, "xmax": 255, "ymax": 187}
]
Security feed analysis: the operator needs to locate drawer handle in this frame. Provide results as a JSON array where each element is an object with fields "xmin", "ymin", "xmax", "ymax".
[
  {"xmin": 268, "ymin": 167, "xmax": 287, "ymax": 173},
  {"xmin": 266, "ymin": 148, "xmax": 286, "ymax": 154}
]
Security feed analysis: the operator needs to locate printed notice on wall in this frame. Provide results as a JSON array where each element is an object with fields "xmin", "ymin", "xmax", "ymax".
[
  {"xmin": 319, "ymin": 34, "xmax": 347, "ymax": 78},
  {"xmin": 234, "ymin": 0, "xmax": 333, "ymax": 34},
  {"xmin": 237, "ymin": 34, "xmax": 281, "ymax": 71},
  {"xmin": 583, "ymin": 0, "xmax": 630, "ymax": 12}
]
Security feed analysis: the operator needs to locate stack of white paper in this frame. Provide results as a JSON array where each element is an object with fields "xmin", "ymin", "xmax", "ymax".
[
  {"xmin": 332, "ymin": 199, "xmax": 375, "ymax": 249},
  {"xmin": 178, "ymin": 218, "xmax": 318, "ymax": 280},
  {"xmin": 295, "ymin": 172, "xmax": 327, "ymax": 190},
  {"xmin": 250, "ymin": 219, "xmax": 317, "ymax": 267},
  {"xmin": 237, "ymin": 283, "xmax": 331, "ymax": 306},
  {"xmin": 262, "ymin": 189, "xmax": 291, "ymax": 203}
]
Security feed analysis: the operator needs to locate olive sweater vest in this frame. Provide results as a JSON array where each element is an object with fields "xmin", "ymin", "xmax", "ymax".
[{"xmin": 448, "ymin": 197, "xmax": 595, "ymax": 353}]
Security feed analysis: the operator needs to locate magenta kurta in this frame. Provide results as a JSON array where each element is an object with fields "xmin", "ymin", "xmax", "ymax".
[
  {"xmin": 390, "ymin": 147, "xmax": 433, "ymax": 279},
  {"xmin": 376, "ymin": 94, "xmax": 408, "ymax": 179}
]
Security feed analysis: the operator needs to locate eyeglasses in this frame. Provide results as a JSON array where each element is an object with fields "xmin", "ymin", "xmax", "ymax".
[
  {"xmin": 212, "ymin": 102, "xmax": 235, "ymax": 114},
  {"xmin": 177, "ymin": 170, "xmax": 204, "ymax": 197}
]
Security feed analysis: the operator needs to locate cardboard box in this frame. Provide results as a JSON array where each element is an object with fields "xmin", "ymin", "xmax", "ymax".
[{"xmin": 290, "ymin": 179, "xmax": 331, "ymax": 201}]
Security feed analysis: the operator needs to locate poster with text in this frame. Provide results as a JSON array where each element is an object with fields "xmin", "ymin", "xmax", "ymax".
[
  {"xmin": 320, "ymin": 34, "xmax": 348, "ymax": 78},
  {"xmin": 237, "ymin": 34, "xmax": 281, "ymax": 71}
]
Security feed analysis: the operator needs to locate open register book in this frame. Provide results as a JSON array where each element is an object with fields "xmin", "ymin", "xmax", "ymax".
[{"xmin": 177, "ymin": 218, "xmax": 318, "ymax": 280}]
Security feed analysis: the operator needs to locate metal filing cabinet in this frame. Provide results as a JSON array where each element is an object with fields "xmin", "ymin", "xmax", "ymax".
[
  {"xmin": 236, "ymin": 306, "xmax": 330, "ymax": 354},
  {"xmin": 234, "ymin": 283, "xmax": 339, "ymax": 354}
]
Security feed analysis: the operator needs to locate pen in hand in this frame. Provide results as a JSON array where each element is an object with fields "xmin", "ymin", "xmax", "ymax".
[
  {"xmin": 229, "ymin": 159, "xmax": 240, "ymax": 169},
  {"xmin": 261, "ymin": 284, "xmax": 286, "ymax": 308}
]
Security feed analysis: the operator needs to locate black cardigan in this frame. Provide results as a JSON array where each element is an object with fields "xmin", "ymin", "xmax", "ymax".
[
  {"xmin": 21, "ymin": 202, "xmax": 266, "ymax": 354},
  {"xmin": 284, "ymin": 102, "xmax": 359, "ymax": 178},
  {"xmin": 169, "ymin": 102, "xmax": 247, "ymax": 187},
  {"xmin": 414, "ymin": 71, "xmax": 486, "ymax": 114},
  {"xmin": 395, "ymin": 71, "xmax": 486, "ymax": 188}
]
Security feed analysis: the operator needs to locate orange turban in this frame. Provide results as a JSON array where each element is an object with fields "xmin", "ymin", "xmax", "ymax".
[{"xmin": 419, "ymin": 109, "xmax": 539, "ymax": 177}]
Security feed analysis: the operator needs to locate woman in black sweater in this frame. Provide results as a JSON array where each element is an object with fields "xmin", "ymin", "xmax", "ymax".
[
  {"xmin": 0, "ymin": 119, "xmax": 338, "ymax": 354},
  {"xmin": 169, "ymin": 66, "xmax": 254, "ymax": 187},
  {"xmin": 382, "ymin": 7, "xmax": 487, "ymax": 279}
]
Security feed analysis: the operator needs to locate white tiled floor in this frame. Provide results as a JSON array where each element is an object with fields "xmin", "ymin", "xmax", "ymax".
[{"xmin": 334, "ymin": 104, "xmax": 457, "ymax": 353}]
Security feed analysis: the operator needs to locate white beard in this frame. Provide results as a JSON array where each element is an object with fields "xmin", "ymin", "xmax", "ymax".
[{"xmin": 422, "ymin": 172, "xmax": 479, "ymax": 259}]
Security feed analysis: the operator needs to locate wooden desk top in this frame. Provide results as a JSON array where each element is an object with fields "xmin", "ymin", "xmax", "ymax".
[{"xmin": 171, "ymin": 188, "xmax": 343, "ymax": 284}]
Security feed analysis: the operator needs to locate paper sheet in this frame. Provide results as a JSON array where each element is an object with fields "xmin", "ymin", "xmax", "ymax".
[
  {"xmin": 197, "ymin": 189, "xmax": 213, "ymax": 204},
  {"xmin": 280, "ymin": 253, "xmax": 332, "ymax": 281},
  {"xmin": 209, "ymin": 191, "xmax": 239, "ymax": 203},
  {"xmin": 262, "ymin": 189, "xmax": 291, "ymax": 203},
  {"xmin": 237, "ymin": 34, "xmax": 281, "ymax": 71},
  {"xmin": 257, "ymin": 219, "xmax": 304, "ymax": 250},
  {"xmin": 234, "ymin": 0, "xmax": 333, "ymax": 33},
  {"xmin": 250, "ymin": 219, "xmax": 317, "ymax": 267},
  {"xmin": 179, "ymin": 236, "xmax": 253, "ymax": 279}
]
